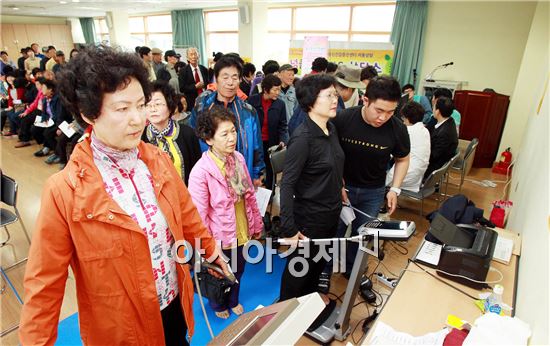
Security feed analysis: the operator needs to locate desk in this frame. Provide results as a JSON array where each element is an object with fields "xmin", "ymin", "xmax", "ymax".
[{"xmin": 361, "ymin": 227, "xmax": 520, "ymax": 344}]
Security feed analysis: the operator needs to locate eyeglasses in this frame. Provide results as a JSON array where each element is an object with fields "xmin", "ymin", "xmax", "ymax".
[
  {"xmin": 146, "ymin": 102, "xmax": 167, "ymax": 110},
  {"xmin": 318, "ymin": 93, "xmax": 339, "ymax": 100}
]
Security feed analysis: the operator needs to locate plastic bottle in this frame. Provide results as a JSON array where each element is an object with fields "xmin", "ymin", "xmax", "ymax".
[{"xmin": 484, "ymin": 284, "xmax": 504, "ymax": 315}]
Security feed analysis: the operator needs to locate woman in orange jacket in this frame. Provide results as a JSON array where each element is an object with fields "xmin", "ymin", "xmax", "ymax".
[{"xmin": 19, "ymin": 46, "xmax": 229, "ymax": 346}]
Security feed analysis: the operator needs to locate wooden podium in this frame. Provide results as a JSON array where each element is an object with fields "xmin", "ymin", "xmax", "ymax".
[{"xmin": 453, "ymin": 90, "xmax": 510, "ymax": 168}]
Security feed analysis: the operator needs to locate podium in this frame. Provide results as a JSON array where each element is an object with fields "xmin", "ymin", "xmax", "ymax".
[{"xmin": 422, "ymin": 80, "xmax": 464, "ymax": 102}]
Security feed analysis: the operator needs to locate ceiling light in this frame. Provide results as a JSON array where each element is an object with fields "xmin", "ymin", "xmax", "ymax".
[
  {"xmin": 12, "ymin": 7, "xmax": 19, "ymax": 10},
  {"xmin": 72, "ymin": 0, "xmax": 80, "ymax": 2},
  {"xmin": 59, "ymin": 1, "xmax": 67, "ymax": 3}
]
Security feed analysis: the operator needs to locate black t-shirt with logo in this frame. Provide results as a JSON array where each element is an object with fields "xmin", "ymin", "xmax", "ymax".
[{"xmin": 332, "ymin": 106, "xmax": 410, "ymax": 188}]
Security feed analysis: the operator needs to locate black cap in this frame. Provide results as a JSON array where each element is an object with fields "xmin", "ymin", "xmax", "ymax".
[{"xmin": 164, "ymin": 50, "xmax": 181, "ymax": 59}]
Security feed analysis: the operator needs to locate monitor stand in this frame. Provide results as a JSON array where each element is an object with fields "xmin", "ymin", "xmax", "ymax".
[{"xmin": 305, "ymin": 236, "xmax": 372, "ymax": 344}]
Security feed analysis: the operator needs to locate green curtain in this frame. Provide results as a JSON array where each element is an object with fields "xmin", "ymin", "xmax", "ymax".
[
  {"xmin": 79, "ymin": 17, "xmax": 96, "ymax": 45},
  {"xmin": 171, "ymin": 9, "xmax": 207, "ymax": 66},
  {"xmin": 390, "ymin": 0, "xmax": 428, "ymax": 89}
]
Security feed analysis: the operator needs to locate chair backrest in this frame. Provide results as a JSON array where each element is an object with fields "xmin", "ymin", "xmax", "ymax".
[
  {"xmin": 461, "ymin": 138, "xmax": 479, "ymax": 174},
  {"xmin": 421, "ymin": 160, "xmax": 450, "ymax": 190},
  {"xmin": 448, "ymin": 151, "xmax": 461, "ymax": 169},
  {"xmin": 1, "ymin": 173, "xmax": 18, "ymax": 207},
  {"xmin": 270, "ymin": 147, "xmax": 287, "ymax": 176}
]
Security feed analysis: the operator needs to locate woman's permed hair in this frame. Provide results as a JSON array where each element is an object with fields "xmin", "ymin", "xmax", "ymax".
[
  {"xmin": 57, "ymin": 45, "xmax": 152, "ymax": 126},
  {"xmin": 195, "ymin": 105, "xmax": 236, "ymax": 142},
  {"xmin": 295, "ymin": 74, "xmax": 336, "ymax": 112}
]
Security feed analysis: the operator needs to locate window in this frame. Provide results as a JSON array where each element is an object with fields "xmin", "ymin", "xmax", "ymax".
[
  {"xmin": 94, "ymin": 18, "xmax": 110, "ymax": 44},
  {"xmin": 204, "ymin": 10, "xmax": 239, "ymax": 55},
  {"xmin": 267, "ymin": 3, "xmax": 396, "ymax": 61},
  {"xmin": 129, "ymin": 14, "xmax": 173, "ymax": 52}
]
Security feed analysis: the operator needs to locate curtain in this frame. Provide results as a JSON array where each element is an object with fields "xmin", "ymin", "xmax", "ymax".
[
  {"xmin": 390, "ymin": 0, "xmax": 428, "ymax": 89},
  {"xmin": 79, "ymin": 17, "xmax": 96, "ymax": 45},
  {"xmin": 171, "ymin": 9, "xmax": 207, "ymax": 66}
]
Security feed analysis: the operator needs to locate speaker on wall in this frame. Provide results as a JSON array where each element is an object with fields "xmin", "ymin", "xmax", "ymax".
[{"xmin": 239, "ymin": 5, "xmax": 250, "ymax": 24}]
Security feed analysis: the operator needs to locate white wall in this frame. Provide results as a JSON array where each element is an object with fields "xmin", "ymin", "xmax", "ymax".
[
  {"xmin": 505, "ymin": 2, "xmax": 549, "ymax": 344},
  {"xmin": 419, "ymin": 1, "xmax": 535, "ymax": 95},
  {"xmin": 68, "ymin": 17, "xmax": 86, "ymax": 44}
]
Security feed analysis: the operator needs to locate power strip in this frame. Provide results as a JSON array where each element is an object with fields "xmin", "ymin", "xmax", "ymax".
[{"xmin": 376, "ymin": 272, "xmax": 397, "ymax": 289}]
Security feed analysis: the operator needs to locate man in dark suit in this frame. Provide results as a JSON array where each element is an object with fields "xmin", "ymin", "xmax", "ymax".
[
  {"xmin": 424, "ymin": 96, "xmax": 458, "ymax": 179},
  {"xmin": 178, "ymin": 47, "xmax": 208, "ymax": 109}
]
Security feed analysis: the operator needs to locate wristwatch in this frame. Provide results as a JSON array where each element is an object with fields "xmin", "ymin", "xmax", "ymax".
[{"xmin": 389, "ymin": 187, "xmax": 401, "ymax": 196}]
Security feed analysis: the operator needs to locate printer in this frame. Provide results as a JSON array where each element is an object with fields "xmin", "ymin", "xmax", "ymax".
[{"xmin": 422, "ymin": 213, "xmax": 498, "ymax": 289}]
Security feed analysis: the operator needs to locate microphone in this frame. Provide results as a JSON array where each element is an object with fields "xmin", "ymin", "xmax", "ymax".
[{"xmin": 441, "ymin": 61, "xmax": 454, "ymax": 67}]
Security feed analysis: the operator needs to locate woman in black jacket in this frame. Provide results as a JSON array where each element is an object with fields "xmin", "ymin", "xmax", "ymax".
[
  {"xmin": 143, "ymin": 80, "xmax": 201, "ymax": 185},
  {"xmin": 247, "ymin": 74, "xmax": 288, "ymax": 188}
]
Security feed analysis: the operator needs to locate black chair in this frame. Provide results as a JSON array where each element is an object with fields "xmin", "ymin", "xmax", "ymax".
[
  {"xmin": 1, "ymin": 172, "xmax": 31, "ymax": 247},
  {"xmin": 268, "ymin": 145, "xmax": 286, "ymax": 214},
  {"xmin": 0, "ymin": 172, "xmax": 30, "ymax": 336}
]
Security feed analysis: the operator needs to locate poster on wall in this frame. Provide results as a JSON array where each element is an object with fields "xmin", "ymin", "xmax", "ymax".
[
  {"xmin": 300, "ymin": 36, "xmax": 329, "ymax": 75},
  {"xmin": 289, "ymin": 40, "xmax": 394, "ymax": 76}
]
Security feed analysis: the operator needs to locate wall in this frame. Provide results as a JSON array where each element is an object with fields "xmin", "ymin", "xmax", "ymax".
[
  {"xmin": 1, "ymin": 23, "xmax": 74, "ymax": 60},
  {"xmin": 419, "ymin": 1, "xmax": 535, "ymax": 95},
  {"xmin": 0, "ymin": 15, "xmax": 67, "ymax": 25},
  {"xmin": 505, "ymin": 1, "xmax": 549, "ymax": 344}
]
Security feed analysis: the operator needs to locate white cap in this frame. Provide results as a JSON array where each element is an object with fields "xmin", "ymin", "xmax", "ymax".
[{"xmin": 493, "ymin": 284, "xmax": 504, "ymax": 295}]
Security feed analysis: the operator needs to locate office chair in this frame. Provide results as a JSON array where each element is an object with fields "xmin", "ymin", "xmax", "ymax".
[
  {"xmin": 401, "ymin": 161, "xmax": 451, "ymax": 216},
  {"xmin": 451, "ymin": 138, "xmax": 479, "ymax": 192}
]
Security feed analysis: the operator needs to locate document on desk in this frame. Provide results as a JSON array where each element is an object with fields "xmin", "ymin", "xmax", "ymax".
[
  {"xmin": 370, "ymin": 321, "xmax": 449, "ymax": 345},
  {"xmin": 493, "ymin": 235, "xmax": 513, "ymax": 264},
  {"xmin": 416, "ymin": 240, "xmax": 442, "ymax": 266},
  {"xmin": 255, "ymin": 187, "xmax": 272, "ymax": 216}
]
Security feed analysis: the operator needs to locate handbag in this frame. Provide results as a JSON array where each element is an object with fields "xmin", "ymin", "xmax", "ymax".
[{"xmin": 195, "ymin": 263, "xmax": 234, "ymax": 306}]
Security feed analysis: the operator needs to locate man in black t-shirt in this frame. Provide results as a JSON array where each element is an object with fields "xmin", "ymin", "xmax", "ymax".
[{"xmin": 332, "ymin": 76, "xmax": 411, "ymax": 276}]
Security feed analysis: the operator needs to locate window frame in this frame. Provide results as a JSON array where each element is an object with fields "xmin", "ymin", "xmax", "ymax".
[
  {"xmin": 267, "ymin": 2, "xmax": 396, "ymax": 42},
  {"xmin": 203, "ymin": 9, "xmax": 239, "ymax": 55}
]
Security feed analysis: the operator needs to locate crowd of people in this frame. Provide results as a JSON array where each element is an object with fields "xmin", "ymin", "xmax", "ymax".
[{"xmin": 3, "ymin": 43, "xmax": 461, "ymax": 345}]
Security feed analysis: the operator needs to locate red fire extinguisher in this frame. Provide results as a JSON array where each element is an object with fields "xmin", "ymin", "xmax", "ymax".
[{"xmin": 492, "ymin": 147, "xmax": 513, "ymax": 175}]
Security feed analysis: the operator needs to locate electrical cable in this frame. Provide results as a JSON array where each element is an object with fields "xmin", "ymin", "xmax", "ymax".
[
  {"xmin": 193, "ymin": 250, "xmax": 215, "ymax": 338},
  {"xmin": 388, "ymin": 241, "xmax": 408, "ymax": 255},
  {"xmin": 409, "ymin": 260, "xmax": 481, "ymax": 300},
  {"xmin": 351, "ymin": 317, "xmax": 368, "ymax": 344}
]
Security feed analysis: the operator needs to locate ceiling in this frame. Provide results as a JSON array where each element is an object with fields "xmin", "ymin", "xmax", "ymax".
[
  {"xmin": 1, "ymin": 0, "xmax": 238, "ymax": 18},
  {"xmin": 0, "ymin": 0, "xmax": 350, "ymax": 18}
]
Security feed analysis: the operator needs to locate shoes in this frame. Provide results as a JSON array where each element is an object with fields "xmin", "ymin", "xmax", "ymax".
[
  {"xmin": 14, "ymin": 141, "xmax": 31, "ymax": 148},
  {"xmin": 45, "ymin": 154, "xmax": 61, "ymax": 164},
  {"xmin": 2, "ymin": 131, "xmax": 14, "ymax": 137},
  {"xmin": 317, "ymin": 272, "xmax": 331, "ymax": 294},
  {"xmin": 34, "ymin": 147, "xmax": 50, "ymax": 157}
]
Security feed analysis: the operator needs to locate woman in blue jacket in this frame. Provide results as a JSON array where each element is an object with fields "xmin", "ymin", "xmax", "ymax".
[{"xmin": 247, "ymin": 74, "xmax": 288, "ymax": 188}]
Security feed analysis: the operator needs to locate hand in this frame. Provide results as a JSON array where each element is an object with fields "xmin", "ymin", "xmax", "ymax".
[
  {"xmin": 207, "ymin": 254, "xmax": 232, "ymax": 280},
  {"xmin": 278, "ymin": 141, "xmax": 285, "ymax": 149},
  {"xmin": 282, "ymin": 231, "xmax": 308, "ymax": 245},
  {"xmin": 56, "ymin": 129, "xmax": 62, "ymax": 136},
  {"xmin": 252, "ymin": 232, "xmax": 262, "ymax": 240},
  {"xmin": 6, "ymin": 106, "xmax": 12, "ymax": 111},
  {"xmin": 386, "ymin": 190, "xmax": 398, "ymax": 215},
  {"xmin": 253, "ymin": 178, "xmax": 262, "ymax": 188},
  {"xmin": 19, "ymin": 112, "xmax": 26, "ymax": 118},
  {"xmin": 196, "ymin": 81, "xmax": 204, "ymax": 89},
  {"xmin": 341, "ymin": 187, "xmax": 349, "ymax": 204}
]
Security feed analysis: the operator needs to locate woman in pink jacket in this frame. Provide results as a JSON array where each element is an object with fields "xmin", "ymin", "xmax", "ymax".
[{"xmin": 188, "ymin": 105, "xmax": 263, "ymax": 319}]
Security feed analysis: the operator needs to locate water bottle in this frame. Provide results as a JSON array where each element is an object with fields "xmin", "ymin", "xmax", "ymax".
[{"xmin": 484, "ymin": 284, "xmax": 504, "ymax": 315}]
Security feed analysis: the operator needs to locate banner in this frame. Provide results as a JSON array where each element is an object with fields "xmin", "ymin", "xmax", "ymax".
[
  {"xmin": 289, "ymin": 40, "xmax": 394, "ymax": 76},
  {"xmin": 300, "ymin": 36, "xmax": 329, "ymax": 75}
]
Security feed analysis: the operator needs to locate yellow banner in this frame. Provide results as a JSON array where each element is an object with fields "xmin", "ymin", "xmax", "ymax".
[{"xmin": 289, "ymin": 48, "xmax": 393, "ymax": 75}]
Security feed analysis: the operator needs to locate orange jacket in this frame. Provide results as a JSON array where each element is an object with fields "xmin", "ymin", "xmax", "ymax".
[
  {"xmin": 206, "ymin": 82, "xmax": 248, "ymax": 101},
  {"xmin": 19, "ymin": 136, "xmax": 217, "ymax": 345}
]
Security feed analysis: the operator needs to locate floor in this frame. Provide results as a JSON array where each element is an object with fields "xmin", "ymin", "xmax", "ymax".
[{"xmin": 0, "ymin": 134, "xmax": 509, "ymax": 345}]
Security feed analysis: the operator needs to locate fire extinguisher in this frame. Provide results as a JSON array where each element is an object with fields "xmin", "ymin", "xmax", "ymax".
[
  {"xmin": 492, "ymin": 147, "xmax": 513, "ymax": 175},
  {"xmin": 499, "ymin": 148, "xmax": 512, "ymax": 165}
]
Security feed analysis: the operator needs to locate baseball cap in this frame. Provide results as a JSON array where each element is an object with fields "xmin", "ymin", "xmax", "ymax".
[
  {"xmin": 164, "ymin": 50, "xmax": 181, "ymax": 59},
  {"xmin": 56, "ymin": 50, "xmax": 65, "ymax": 56},
  {"xmin": 151, "ymin": 48, "xmax": 162, "ymax": 55},
  {"xmin": 279, "ymin": 64, "xmax": 298, "ymax": 74}
]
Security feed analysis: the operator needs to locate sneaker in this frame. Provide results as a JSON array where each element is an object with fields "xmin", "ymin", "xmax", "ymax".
[
  {"xmin": 14, "ymin": 141, "xmax": 31, "ymax": 148},
  {"xmin": 2, "ymin": 131, "xmax": 14, "ymax": 137},
  {"xmin": 45, "ymin": 154, "xmax": 61, "ymax": 164},
  {"xmin": 34, "ymin": 147, "xmax": 50, "ymax": 157}
]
